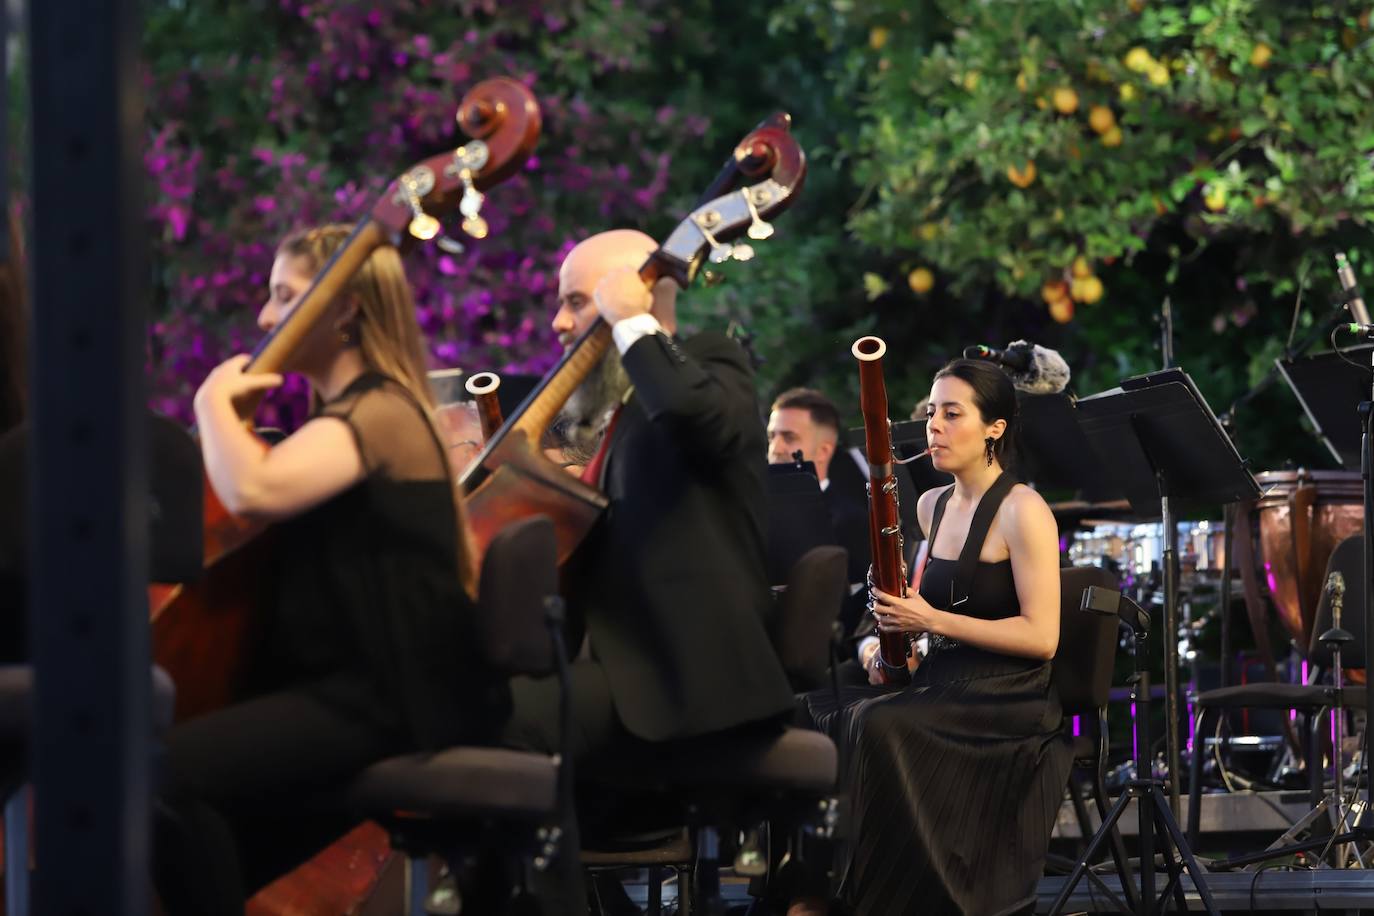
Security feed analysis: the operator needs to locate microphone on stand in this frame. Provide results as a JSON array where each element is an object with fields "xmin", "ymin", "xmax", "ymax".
[
  {"xmin": 1336, "ymin": 252, "xmax": 1372, "ymax": 328},
  {"xmin": 963, "ymin": 340, "xmax": 1071, "ymax": 395}
]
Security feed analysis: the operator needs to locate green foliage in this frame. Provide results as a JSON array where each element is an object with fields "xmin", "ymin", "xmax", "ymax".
[
  {"xmin": 124, "ymin": 0, "xmax": 1374, "ymax": 472},
  {"xmin": 768, "ymin": 0, "xmax": 1374, "ymax": 470}
]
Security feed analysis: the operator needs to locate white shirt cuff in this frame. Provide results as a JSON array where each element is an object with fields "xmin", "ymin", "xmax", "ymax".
[{"xmin": 611, "ymin": 313, "xmax": 664, "ymax": 355}]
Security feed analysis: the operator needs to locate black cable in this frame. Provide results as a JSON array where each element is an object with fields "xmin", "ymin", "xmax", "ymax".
[
  {"xmin": 1248, "ymin": 861, "xmax": 1297, "ymax": 912},
  {"xmin": 1331, "ymin": 324, "xmax": 1374, "ymax": 372},
  {"xmin": 1286, "ymin": 258, "xmax": 1312, "ymax": 353}
]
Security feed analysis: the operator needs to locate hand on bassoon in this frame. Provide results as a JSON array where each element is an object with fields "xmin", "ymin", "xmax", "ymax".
[{"xmin": 870, "ymin": 586, "xmax": 939, "ymax": 636}]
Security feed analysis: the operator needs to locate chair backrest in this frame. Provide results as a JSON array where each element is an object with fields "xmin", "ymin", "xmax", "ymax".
[
  {"xmin": 769, "ymin": 544, "xmax": 849, "ymax": 690},
  {"xmin": 476, "ymin": 515, "xmax": 559, "ymax": 677},
  {"xmin": 1051, "ymin": 565, "xmax": 1121, "ymax": 716},
  {"xmin": 1308, "ymin": 534, "xmax": 1365, "ymax": 669},
  {"xmin": 0, "ymin": 414, "xmax": 204, "ymax": 585}
]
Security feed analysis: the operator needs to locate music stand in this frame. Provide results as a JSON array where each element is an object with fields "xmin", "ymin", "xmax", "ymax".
[
  {"xmin": 1275, "ymin": 344, "xmax": 1371, "ymax": 471},
  {"xmin": 1017, "ymin": 392, "xmax": 1126, "ymax": 504},
  {"xmin": 845, "ymin": 420, "xmax": 951, "ymax": 496},
  {"xmin": 1076, "ymin": 368, "xmax": 1260, "ymax": 820},
  {"xmin": 764, "ymin": 461, "xmax": 836, "ymax": 587},
  {"xmin": 1049, "ymin": 587, "xmax": 1220, "ymax": 916}
]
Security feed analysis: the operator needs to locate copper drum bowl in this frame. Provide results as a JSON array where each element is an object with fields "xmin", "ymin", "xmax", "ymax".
[{"xmin": 1254, "ymin": 469, "xmax": 1363, "ymax": 650}]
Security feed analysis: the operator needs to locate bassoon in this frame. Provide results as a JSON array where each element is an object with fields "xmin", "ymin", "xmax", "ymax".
[
  {"xmin": 464, "ymin": 371, "xmax": 504, "ymax": 440},
  {"xmin": 853, "ymin": 335, "xmax": 913, "ymax": 684}
]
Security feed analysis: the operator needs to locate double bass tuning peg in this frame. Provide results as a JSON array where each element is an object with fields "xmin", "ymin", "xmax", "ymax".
[
  {"xmin": 401, "ymin": 141, "xmax": 494, "ymax": 249},
  {"xmin": 695, "ymin": 207, "xmax": 756, "ymax": 264},
  {"xmin": 743, "ymin": 186, "xmax": 774, "ymax": 241}
]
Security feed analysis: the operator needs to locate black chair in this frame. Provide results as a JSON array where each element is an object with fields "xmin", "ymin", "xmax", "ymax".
[
  {"xmin": 1044, "ymin": 565, "xmax": 1139, "ymax": 907},
  {"xmin": 582, "ymin": 725, "xmax": 838, "ymax": 915},
  {"xmin": 2, "ymin": 415, "xmax": 198, "ymax": 916},
  {"xmin": 345, "ymin": 515, "xmax": 570, "ymax": 916},
  {"xmin": 768, "ymin": 544, "xmax": 849, "ymax": 692},
  {"xmin": 2, "ymin": 664, "xmax": 177, "ymax": 916},
  {"xmin": 581, "ymin": 547, "xmax": 845, "ymax": 915},
  {"xmin": 1187, "ymin": 533, "xmax": 1366, "ymax": 847}
]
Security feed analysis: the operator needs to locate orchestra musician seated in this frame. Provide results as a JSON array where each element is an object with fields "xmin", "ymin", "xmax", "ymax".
[
  {"xmin": 153, "ymin": 225, "xmax": 504, "ymax": 916},
  {"xmin": 498, "ymin": 228, "xmax": 795, "ymax": 913},
  {"xmin": 791, "ymin": 358, "xmax": 1071, "ymax": 916}
]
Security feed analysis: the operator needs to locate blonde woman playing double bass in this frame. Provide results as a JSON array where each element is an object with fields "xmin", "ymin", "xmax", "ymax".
[{"xmin": 154, "ymin": 226, "xmax": 501, "ymax": 915}]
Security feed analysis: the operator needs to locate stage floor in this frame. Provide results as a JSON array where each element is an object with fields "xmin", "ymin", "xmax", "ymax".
[{"xmin": 617, "ymin": 790, "xmax": 1374, "ymax": 912}]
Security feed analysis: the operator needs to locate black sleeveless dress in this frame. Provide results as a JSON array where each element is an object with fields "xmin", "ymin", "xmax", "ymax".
[{"xmin": 801, "ymin": 474, "xmax": 1073, "ymax": 916}]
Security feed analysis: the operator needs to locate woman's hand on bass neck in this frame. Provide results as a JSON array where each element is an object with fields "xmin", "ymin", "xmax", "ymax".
[{"xmin": 193, "ymin": 354, "xmax": 283, "ymax": 420}]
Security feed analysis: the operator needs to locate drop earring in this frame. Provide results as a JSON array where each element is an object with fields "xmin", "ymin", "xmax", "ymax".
[{"xmin": 984, "ymin": 437, "xmax": 995, "ymax": 466}]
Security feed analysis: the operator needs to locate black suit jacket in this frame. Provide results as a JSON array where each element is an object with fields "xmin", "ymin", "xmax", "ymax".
[{"xmin": 565, "ymin": 330, "xmax": 794, "ymax": 742}]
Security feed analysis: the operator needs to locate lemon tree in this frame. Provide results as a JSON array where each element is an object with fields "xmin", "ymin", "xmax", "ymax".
[{"xmin": 769, "ymin": 0, "xmax": 1374, "ymax": 467}]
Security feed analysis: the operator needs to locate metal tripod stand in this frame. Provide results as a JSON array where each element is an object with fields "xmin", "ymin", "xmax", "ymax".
[{"xmin": 1049, "ymin": 587, "xmax": 1219, "ymax": 915}]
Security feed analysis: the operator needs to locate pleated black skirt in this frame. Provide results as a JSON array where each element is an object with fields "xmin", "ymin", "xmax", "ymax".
[{"xmin": 801, "ymin": 645, "xmax": 1074, "ymax": 916}]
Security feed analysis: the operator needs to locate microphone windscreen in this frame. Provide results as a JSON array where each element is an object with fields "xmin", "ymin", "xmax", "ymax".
[{"xmin": 1007, "ymin": 340, "xmax": 1071, "ymax": 394}]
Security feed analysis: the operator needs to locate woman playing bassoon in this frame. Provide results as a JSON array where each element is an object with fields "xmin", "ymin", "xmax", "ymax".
[{"xmin": 793, "ymin": 356, "xmax": 1072, "ymax": 916}]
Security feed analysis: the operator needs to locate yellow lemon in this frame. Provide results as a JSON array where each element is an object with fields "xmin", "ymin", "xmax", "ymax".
[
  {"xmin": 1088, "ymin": 105, "xmax": 1115, "ymax": 134},
  {"xmin": 1204, "ymin": 187, "xmax": 1227, "ymax": 211},
  {"xmin": 1041, "ymin": 279, "xmax": 1070, "ymax": 306},
  {"xmin": 869, "ymin": 26, "xmax": 889, "ymax": 50},
  {"xmin": 1035, "ymin": 96, "xmax": 1049, "ymax": 110},
  {"xmin": 1071, "ymin": 275, "xmax": 1104, "ymax": 304},
  {"xmin": 1147, "ymin": 62, "xmax": 1170, "ymax": 86},
  {"xmin": 1100, "ymin": 126, "xmax": 1123, "ymax": 147},
  {"xmin": 908, "ymin": 267, "xmax": 934, "ymax": 295},
  {"xmin": 1119, "ymin": 83, "xmax": 1138, "ymax": 102},
  {"xmin": 918, "ymin": 222, "xmax": 940, "ymax": 241},
  {"xmin": 1050, "ymin": 297, "xmax": 1075, "ymax": 323},
  {"xmin": 1072, "ymin": 256, "xmax": 1093, "ymax": 279},
  {"xmin": 963, "ymin": 71, "xmax": 981, "ymax": 91},
  {"xmin": 1250, "ymin": 42, "xmax": 1272, "ymax": 68},
  {"xmin": 1125, "ymin": 47, "xmax": 1153, "ymax": 73},
  {"xmin": 1053, "ymin": 87, "xmax": 1080, "ymax": 114},
  {"xmin": 1006, "ymin": 160, "xmax": 1038, "ymax": 188}
]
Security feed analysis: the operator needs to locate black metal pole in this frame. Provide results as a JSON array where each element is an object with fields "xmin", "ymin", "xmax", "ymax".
[
  {"xmin": 1220, "ymin": 504, "xmax": 1234, "ymax": 689},
  {"xmin": 1135, "ymin": 631, "xmax": 1156, "ymax": 915},
  {"xmin": 1363, "ymin": 358, "xmax": 1374, "ymax": 812},
  {"xmin": 28, "ymin": 3, "xmax": 149, "ymax": 915},
  {"xmin": 1158, "ymin": 468, "xmax": 1183, "ymax": 818}
]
